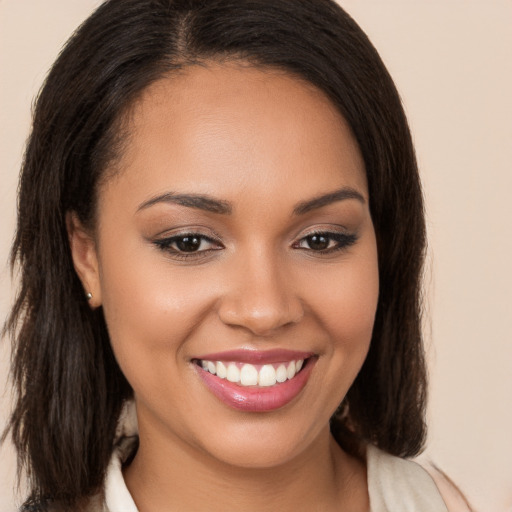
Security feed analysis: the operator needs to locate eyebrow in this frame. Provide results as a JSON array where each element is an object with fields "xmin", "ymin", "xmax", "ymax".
[
  {"xmin": 137, "ymin": 192, "xmax": 232, "ymax": 215},
  {"xmin": 292, "ymin": 187, "xmax": 365, "ymax": 215},
  {"xmin": 137, "ymin": 186, "xmax": 365, "ymax": 216}
]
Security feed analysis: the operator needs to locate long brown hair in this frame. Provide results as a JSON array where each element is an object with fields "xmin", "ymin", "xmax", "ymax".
[{"xmin": 3, "ymin": 0, "xmax": 427, "ymax": 508}]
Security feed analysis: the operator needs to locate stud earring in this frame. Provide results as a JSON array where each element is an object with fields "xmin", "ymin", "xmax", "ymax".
[{"xmin": 86, "ymin": 292, "xmax": 93, "ymax": 301}]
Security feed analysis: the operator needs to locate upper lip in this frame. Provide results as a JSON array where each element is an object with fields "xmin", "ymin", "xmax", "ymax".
[{"xmin": 193, "ymin": 348, "xmax": 314, "ymax": 364}]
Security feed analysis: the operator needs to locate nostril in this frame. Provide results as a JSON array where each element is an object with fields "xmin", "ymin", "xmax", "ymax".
[
  {"xmin": 215, "ymin": 260, "xmax": 304, "ymax": 335},
  {"xmin": 217, "ymin": 298, "xmax": 304, "ymax": 336}
]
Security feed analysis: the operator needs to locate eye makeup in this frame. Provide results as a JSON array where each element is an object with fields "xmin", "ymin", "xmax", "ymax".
[
  {"xmin": 293, "ymin": 230, "xmax": 358, "ymax": 254},
  {"xmin": 151, "ymin": 227, "xmax": 359, "ymax": 262},
  {"xmin": 152, "ymin": 232, "xmax": 224, "ymax": 261}
]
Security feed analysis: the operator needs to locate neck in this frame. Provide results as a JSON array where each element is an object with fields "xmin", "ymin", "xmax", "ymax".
[{"xmin": 124, "ymin": 416, "xmax": 368, "ymax": 512}]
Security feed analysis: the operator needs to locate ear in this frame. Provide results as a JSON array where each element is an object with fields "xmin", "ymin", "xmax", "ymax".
[{"xmin": 66, "ymin": 212, "xmax": 102, "ymax": 308}]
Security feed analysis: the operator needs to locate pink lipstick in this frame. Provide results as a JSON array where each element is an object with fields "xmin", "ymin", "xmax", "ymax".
[{"xmin": 193, "ymin": 349, "xmax": 315, "ymax": 412}]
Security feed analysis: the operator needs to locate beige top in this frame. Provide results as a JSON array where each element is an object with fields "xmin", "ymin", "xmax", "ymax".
[
  {"xmin": 366, "ymin": 444, "xmax": 448, "ymax": 512},
  {"xmin": 91, "ymin": 438, "xmax": 448, "ymax": 511}
]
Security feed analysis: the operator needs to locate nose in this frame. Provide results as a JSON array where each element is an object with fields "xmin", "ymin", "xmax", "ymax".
[{"xmin": 217, "ymin": 251, "xmax": 304, "ymax": 336}]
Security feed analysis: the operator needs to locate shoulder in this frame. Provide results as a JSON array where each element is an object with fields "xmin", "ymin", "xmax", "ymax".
[
  {"xmin": 366, "ymin": 444, "xmax": 448, "ymax": 511},
  {"xmin": 420, "ymin": 462, "xmax": 473, "ymax": 512},
  {"xmin": 20, "ymin": 495, "xmax": 106, "ymax": 512},
  {"xmin": 366, "ymin": 445, "xmax": 473, "ymax": 512}
]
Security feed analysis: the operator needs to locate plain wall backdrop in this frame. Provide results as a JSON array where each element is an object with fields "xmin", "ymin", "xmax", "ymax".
[{"xmin": 1, "ymin": 1, "xmax": 511, "ymax": 511}]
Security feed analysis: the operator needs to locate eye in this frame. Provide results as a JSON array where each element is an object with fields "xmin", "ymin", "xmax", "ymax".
[
  {"xmin": 293, "ymin": 231, "xmax": 358, "ymax": 253},
  {"xmin": 153, "ymin": 233, "xmax": 223, "ymax": 257}
]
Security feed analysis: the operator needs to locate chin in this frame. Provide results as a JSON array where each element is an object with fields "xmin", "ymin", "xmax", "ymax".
[{"xmin": 189, "ymin": 412, "xmax": 329, "ymax": 471}]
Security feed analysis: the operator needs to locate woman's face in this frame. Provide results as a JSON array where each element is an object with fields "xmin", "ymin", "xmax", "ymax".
[{"xmin": 72, "ymin": 62, "xmax": 379, "ymax": 468}]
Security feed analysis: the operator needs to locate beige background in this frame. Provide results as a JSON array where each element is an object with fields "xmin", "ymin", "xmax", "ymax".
[{"xmin": 1, "ymin": 1, "xmax": 511, "ymax": 511}]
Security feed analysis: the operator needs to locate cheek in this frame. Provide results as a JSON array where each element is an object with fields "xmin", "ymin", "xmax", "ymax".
[
  {"xmin": 290, "ymin": 240, "xmax": 379, "ymax": 428},
  {"xmin": 96, "ymin": 235, "xmax": 217, "ymax": 390},
  {"xmin": 313, "ymin": 244, "xmax": 379, "ymax": 353}
]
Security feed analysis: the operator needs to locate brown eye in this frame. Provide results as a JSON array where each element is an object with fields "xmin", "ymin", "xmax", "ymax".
[
  {"xmin": 175, "ymin": 236, "xmax": 202, "ymax": 252},
  {"xmin": 294, "ymin": 231, "xmax": 358, "ymax": 254},
  {"xmin": 305, "ymin": 234, "xmax": 330, "ymax": 251},
  {"xmin": 153, "ymin": 233, "xmax": 223, "ymax": 257}
]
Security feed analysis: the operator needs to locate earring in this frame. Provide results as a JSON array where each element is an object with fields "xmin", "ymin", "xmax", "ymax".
[{"xmin": 86, "ymin": 292, "xmax": 93, "ymax": 301}]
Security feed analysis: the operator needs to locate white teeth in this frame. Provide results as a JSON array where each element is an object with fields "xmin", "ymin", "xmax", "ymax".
[
  {"xmin": 286, "ymin": 361, "xmax": 296, "ymax": 380},
  {"xmin": 258, "ymin": 364, "xmax": 277, "ymax": 387},
  {"xmin": 216, "ymin": 361, "xmax": 227, "ymax": 379},
  {"xmin": 240, "ymin": 364, "xmax": 258, "ymax": 386},
  {"xmin": 276, "ymin": 364, "xmax": 288, "ymax": 383},
  {"xmin": 226, "ymin": 363, "xmax": 240, "ymax": 383},
  {"xmin": 199, "ymin": 358, "xmax": 306, "ymax": 387}
]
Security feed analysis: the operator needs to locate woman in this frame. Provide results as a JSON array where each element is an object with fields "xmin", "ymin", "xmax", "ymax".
[{"xmin": 3, "ymin": 0, "xmax": 469, "ymax": 510}]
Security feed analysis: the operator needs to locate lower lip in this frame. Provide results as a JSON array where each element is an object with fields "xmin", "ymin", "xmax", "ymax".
[{"xmin": 194, "ymin": 358, "xmax": 315, "ymax": 412}]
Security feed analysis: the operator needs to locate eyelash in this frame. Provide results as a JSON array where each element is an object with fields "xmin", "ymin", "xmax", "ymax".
[
  {"xmin": 153, "ymin": 230, "xmax": 358, "ymax": 260},
  {"xmin": 152, "ymin": 233, "xmax": 223, "ymax": 260},
  {"xmin": 292, "ymin": 231, "xmax": 358, "ymax": 254}
]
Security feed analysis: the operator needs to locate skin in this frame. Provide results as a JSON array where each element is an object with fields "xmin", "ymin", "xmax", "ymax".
[{"xmin": 69, "ymin": 62, "xmax": 379, "ymax": 511}]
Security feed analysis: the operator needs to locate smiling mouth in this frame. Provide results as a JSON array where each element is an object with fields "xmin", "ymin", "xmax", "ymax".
[
  {"xmin": 192, "ymin": 350, "xmax": 316, "ymax": 411},
  {"xmin": 194, "ymin": 359, "xmax": 306, "ymax": 387}
]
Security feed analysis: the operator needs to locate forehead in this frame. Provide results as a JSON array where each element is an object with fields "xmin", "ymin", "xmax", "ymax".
[{"xmin": 102, "ymin": 62, "xmax": 367, "ymax": 209}]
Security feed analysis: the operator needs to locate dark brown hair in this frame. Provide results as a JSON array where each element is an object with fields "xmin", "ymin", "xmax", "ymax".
[{"xmin": 3, "ymin": 0, "xmax": 427, "ymax": 508}]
